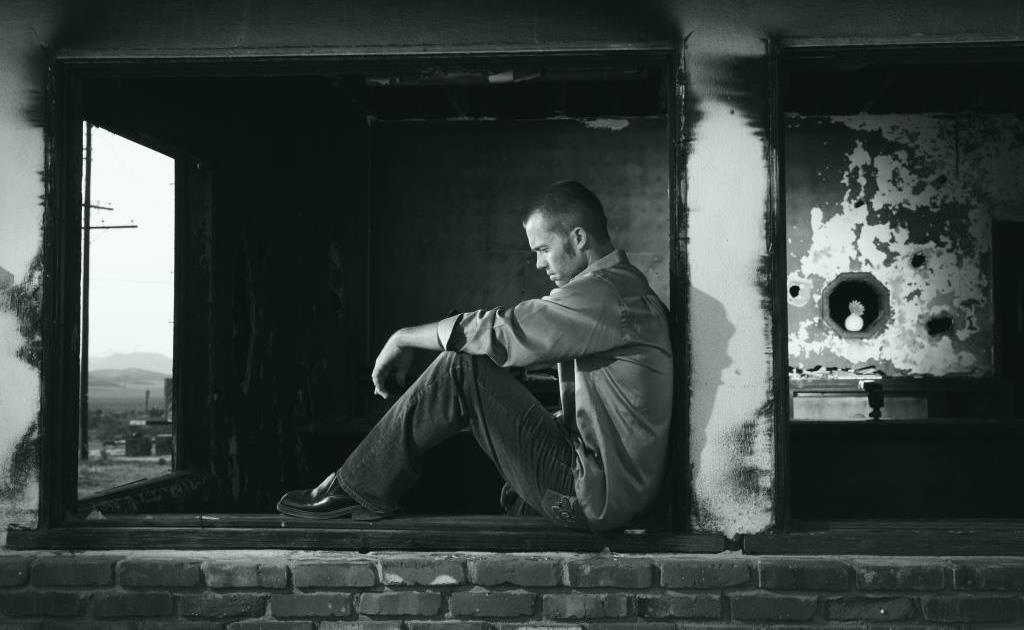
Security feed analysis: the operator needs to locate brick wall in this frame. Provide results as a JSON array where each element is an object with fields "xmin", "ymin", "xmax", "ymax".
[{"xmin": 0, "ymin": 551, "xmax": 1022, "ymax": 628}]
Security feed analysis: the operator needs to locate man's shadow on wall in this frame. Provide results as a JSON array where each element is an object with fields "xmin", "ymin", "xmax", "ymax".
[{"xmin": 686, "ymin": 285, "xmax": 738, "ymax": 523}]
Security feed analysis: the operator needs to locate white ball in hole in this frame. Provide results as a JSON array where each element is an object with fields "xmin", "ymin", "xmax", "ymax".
[{"xmin": 844, "ymin": 313, "xmax": 864, "ymax": 332}]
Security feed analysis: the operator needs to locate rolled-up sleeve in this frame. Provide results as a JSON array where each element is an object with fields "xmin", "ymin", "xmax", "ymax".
[
  {"xmin": 440, "ymin": 276, "xmax": 623, "ymax": 368},
  {"xmin": 436, "ymin": 314, "xmax": 462, "ymax": 350}
]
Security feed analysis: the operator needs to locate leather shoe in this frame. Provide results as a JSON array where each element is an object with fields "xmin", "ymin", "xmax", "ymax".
[{"xmin": 276, "ymin": 473, "xmax": 366, "ymax": 519}]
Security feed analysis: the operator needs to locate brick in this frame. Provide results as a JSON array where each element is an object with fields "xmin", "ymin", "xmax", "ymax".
[
  {"xmin": 586, "ymin": 624, "xmax": 677, "ymax": 630},
  {"xmin": 854, "ymin": 560, "xmax": 945, "ymax": 591},
  {"xmin": 119, "ymin": 558, "xmax": 202, "ymax": 588},
  {"xmin": 357, "ymin": 591, "xmax": 443, "ymax": 616},
  {"xmin": 826, "ymin": 596, "xmax": 915, "ymax": 621},
  {"xmin": 758, "ymin": 559, "xmax": 849, "ymax": 591},
  {"xmin": 957, "ymin": 561, "xmax": 1024, "ymax": 590},
  {"xmin": 270, "ymin": 593, "xmax": 352, "ymax": 618},
  {"xmin": 92, "ymin": 591, "xmax": 174, "ymax": 617},
  {"xmin": 469, "ymin": 556, "xmax": 561, "ymax": 587},
  {"xmin": 40, "ymin": 623, "xmax": 134, "ymax": 630},
  {"xmin": 292, "ymin": 561, "xmax": 376, "ymax": 589},
  {"xmin": 226, "ymin": 623, "xmax": 315, "ymax": 630},
  {"xmin": 659, "ymin": 558, "xmax": 751, "ymax": 588},
  {"xmin": 31, "ymin": 556, "xmax": 118, "ymax": 586},
  {"xmin": 205, "ymin": 561, "xmax": 289, "ymax": 589},
  {"xmin": 449, "ymin": 590, "xmax": 535, "ymax": 618},
  {"xmin": 542, "ymin": 593, "xmax": 631, "ymax": 619},
  {"xmin": 379, "ymin": 556, "xmax": 466, "ymax": 586},
  {"xmin": 492, "ymin": 625, "xmax": 585, "ymax": 630},
  {"xmin": 406, "ymin": 623, "xmax": 490, "ymax": 630},
  {"xmin": 565, "ymin": 558, "xmax": 653, "ymax": 589},
  {"xmin": 639, "ymin": 593, "xmax": 720, "ymax": 619},
  {"xmin": 922, "ymin": 595, "xmax": 1020, "ymax": 623},
  {"xmin": 180, "ymin": 593, "xmax": 266, "ymax": 618},
  {"xmin": 320, "ymin": 622, "xmax": 403, "ymax": 630},
  {"xmin": 729, "ymin": 593, "xmax": 817, "ymax": 622},
  {"xmin": 0, "ymin": 591, "xmax": 89, "ymax": 617},
  {"xmin": 139, "ymin": 623, "xmax": 226, "ymax": 630},
  {"xmin": 0, "ymin": 557, "xmax": 30, "ymax": 587}
]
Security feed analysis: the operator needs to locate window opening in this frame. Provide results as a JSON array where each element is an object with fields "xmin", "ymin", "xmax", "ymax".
[
  {"xmin": 58, "ymin": 57, "xmax": 678, "ymax": 528},
  {"xmin": 783, "ymin": 54, "xmax": 1024, "ymax": 519},
  {"xmin": 77, "ymin": 123, "xmax": 176, "ymax": 500}
]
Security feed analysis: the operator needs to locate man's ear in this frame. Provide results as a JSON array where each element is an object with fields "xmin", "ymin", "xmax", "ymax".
[{"xmin": 570, "ymin": 226, "xmax": 588, "ymax": 251}]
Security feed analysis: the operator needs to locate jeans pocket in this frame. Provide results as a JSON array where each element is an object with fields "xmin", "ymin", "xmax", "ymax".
[{"xmin": 540, "ymin": 488, "xmax": 588, "ymax": 531}]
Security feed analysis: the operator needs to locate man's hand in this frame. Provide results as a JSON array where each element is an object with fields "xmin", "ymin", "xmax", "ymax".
[
  {"xmin": 370, "ymin": 323, "xmax": 445, "ymax": 400},
  {"xmin": 371, "ymin": 333, "xmax": 413, "ymax": 400}
]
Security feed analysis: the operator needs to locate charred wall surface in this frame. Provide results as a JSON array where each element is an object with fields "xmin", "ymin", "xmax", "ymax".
[{"xmin": 787, "ymin": 114, "xmax": 1024, "ymax": 377}]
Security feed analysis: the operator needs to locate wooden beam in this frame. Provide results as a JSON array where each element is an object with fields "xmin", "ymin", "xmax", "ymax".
[
  {"xmin": 745, "ymin": 523, "xmax": 1024, "ymax": 555},
  {"xmin": 7, "ymin": 516, "xmax": 725, "ymax": 553}
]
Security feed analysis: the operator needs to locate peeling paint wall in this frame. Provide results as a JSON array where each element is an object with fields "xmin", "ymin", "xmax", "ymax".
[{"xmin": 787, "ymin": 114, "xmax": 1024, "ymax": 376}]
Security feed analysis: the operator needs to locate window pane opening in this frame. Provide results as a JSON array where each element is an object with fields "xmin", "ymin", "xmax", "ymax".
[
  {"xmin": 67, "ymin": 59, "xmax": 677, "ymax": 526},
  {"xmin": 77, "ymin": 124, "xmax": 176, "ymax": 501},
  {"xmin": 784, "ymin": 56, "xmax": 1024, "ymax": 520}
]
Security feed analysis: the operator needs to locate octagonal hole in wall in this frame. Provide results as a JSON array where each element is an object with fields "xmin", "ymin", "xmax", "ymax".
[{"xmin": 821, "ymin": 272, "xmax": 891, "ymax": 338}]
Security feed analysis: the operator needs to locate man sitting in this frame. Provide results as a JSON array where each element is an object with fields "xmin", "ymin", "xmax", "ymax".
[{"xmin": 277, "ymin": 181, "xmax": 673, "ymax": 532}]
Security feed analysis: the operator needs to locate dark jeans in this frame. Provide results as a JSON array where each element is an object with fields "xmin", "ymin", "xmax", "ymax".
[{"xmin": 336, "ymin": 351, "xmax": 587, "ymax": 530}]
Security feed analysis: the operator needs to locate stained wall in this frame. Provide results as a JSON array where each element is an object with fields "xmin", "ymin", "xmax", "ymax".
[
  {"xmin": 0, "ymin": 0, "xmax": 63, "ymax": 542},
  {"xmin": 368, "ymin": 118, "xmax": 669, "ymax": 353},
  {"xmin": 787, "ymin": 114, "xmax": 1024, "ymax": 377},
  {"xmin": 1, "ymin": 0, "xmax": 1023, "ymax": 541}
]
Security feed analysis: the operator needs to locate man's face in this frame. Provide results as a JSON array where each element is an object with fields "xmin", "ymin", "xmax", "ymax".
[{"xmin": 524, "ymin": 213, "xmax": 587, "ymax": 287}]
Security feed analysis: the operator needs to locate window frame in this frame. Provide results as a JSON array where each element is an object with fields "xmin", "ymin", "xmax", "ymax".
[
  {"xmin": 761, "ymin": 38, "xmax": 1024, "ymax": 553},
  {"xmin": 13, "ymin": 44, "xmax": 720, "ymax": 552}
]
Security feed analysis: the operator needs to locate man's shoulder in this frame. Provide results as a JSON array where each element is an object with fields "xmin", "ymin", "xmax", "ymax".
[
  {"xmin": 549, "ymin": 269, "xmax": 620, "ymax": 300},
  {"xmin": 589, "ymin": 260, "xmax": 655, "ymax": 297}
]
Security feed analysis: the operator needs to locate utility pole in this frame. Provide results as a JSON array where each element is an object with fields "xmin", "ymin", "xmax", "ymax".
[
  {"xmin": 80, "ymin": 123, "xmax": 92, "ymax": 461},
  {"xmin": 79, "ymin": 123, "xmax": 137, "ymax": 461}
]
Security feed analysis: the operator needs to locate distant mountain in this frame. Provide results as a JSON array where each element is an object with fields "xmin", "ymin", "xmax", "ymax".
[
  {"xmin": 89, "ymin": 352, "xmax": 171, "ymax": 375},
  {"xmin": 89, "ymin": 368, "xmax": 169, "ymax": 387}
]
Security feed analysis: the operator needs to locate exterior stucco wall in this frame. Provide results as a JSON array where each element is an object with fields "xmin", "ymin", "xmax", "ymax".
[
  {"xmin": 0, "ymin": 0, "xmax": 62, "ymax": 543},
  {"xmin": 684, "ymin": 33, "xmax": 775, "ymax": 537},
  {"xmin": 2, "ymin": 0, "xmax": 1024, "ymax": 541}
]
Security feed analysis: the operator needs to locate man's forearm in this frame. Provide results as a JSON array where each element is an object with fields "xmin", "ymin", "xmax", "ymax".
[{"xmin": 393, "ymin": 322, "xmax": 444, "ymax": 351}]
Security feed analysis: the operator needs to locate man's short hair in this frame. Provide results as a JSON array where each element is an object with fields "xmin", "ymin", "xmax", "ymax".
[{"xmin": 524, "ymin": 181, "xmax": 611, "ymax": 245}]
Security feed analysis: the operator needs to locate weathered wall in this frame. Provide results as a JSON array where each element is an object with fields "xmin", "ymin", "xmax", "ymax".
[
  {"xmin": 684, "ymin": 36, "xmax": 776, "ymax": 538},
  {"xmin": 787, "ymin": 114, "xmax": 1024, "ymax": 377},
  {"xmin": 0, "ymin": 0, "xmax": 63, "ymax": 543},
  {"xmin": 2, "ymin": 0, "xmax": 1024, "ymax": 540},
  {"xmin": 369, "ymin": 118, "xmax": 669, "ymax": 353}
]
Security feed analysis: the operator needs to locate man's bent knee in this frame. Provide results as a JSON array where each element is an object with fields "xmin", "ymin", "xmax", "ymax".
[{"xmin": 432, "ymin": 351, "xmax": 496, "ymax": 372}]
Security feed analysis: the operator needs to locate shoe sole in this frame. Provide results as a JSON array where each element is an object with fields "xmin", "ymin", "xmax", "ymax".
[
  {"xmin": 275, "ymin": 500, "xmax": 363, "ymax": 520},
  {"xmin": 275, "ymin": 500, "xmax": 397, "ymax": 521}
]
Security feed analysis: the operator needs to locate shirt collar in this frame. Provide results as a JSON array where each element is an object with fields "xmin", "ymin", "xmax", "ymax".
[{"xmin": 578, "ymin": 249, "xmax": 627, "ymax": 278}]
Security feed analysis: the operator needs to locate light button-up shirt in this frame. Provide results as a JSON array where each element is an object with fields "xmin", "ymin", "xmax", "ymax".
[{"xmin": 437, "ymin": 249, "xmax": 673, "ymax": 531}]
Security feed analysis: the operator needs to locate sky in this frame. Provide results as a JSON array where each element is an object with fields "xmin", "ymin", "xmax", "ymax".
[{"xmin": 86, "ymin": 125, "xmax": 175, "ymax": 360}]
